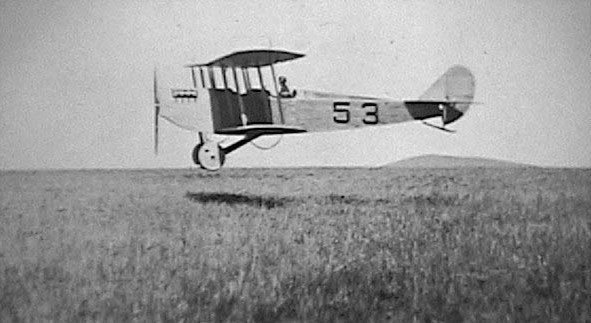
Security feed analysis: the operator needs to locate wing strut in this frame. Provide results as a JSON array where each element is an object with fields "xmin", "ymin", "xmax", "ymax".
[
  {"xmin": 190, "ymin": 67, "xmax": 197, "ymax": 88},
  {"xmin": 233, "ymin": 67, "xmax": 248, "ymax": 126},
  {"xmin": 269, "ymin": 62, "xmax": 284, "ymax": 124},
  {"xmin": 257, "ymin": 67, "xmax": 265, "ymax": 88},
  {"xmin": 199, "ymin": 67, "xmax": 205, "ymax": 88}
]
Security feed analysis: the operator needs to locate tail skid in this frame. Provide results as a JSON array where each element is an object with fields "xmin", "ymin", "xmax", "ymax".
[{"xmin": 422, "ymin": 121, "xmax": 456, "ymax": 133}]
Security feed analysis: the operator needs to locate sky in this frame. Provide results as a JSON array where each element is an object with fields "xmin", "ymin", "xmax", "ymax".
[{"xmin": 1, "ymin": 0, "xmax": 590, "ymax": 169}]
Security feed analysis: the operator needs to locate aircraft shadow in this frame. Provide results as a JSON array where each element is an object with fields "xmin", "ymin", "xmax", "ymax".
[{"xmin": 185, "ymin": 191, "xmax": 293, "ymax": 209}]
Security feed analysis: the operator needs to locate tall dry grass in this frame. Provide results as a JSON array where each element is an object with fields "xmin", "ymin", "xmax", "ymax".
[{"xmin": 0, "ymin": 167, "xmax": 590, "ymax": 322}]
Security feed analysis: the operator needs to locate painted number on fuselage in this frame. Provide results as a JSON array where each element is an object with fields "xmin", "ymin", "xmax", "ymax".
[
  {"xmin": 333, "ymin": 102, "xmax": 350, "ymax": 124},
  {"xmin": 332, "ymin": 102, "xmax": 379, "ymax": 124},
  {"xmin": 362, "ymin": 103, "xmax": 378, "ymax": 124}
]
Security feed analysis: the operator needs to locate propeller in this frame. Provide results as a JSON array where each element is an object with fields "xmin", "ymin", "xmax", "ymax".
[{"xmin": 153, "ymin": 67, "xmax": 160, "ymax": 155}]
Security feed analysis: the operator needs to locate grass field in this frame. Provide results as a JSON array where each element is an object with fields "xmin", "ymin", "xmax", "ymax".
[{"xmin": 1, "ymin": 167, "xmax": 590, "ymax": 322}]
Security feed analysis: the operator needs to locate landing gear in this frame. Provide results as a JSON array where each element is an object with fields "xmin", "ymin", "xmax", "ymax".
[{"xmin": 192, "ymin": 140, "xmax": 225, "ymax": 171}]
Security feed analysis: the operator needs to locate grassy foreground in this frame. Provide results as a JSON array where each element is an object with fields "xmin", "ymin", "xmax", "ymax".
[{"xmin": 0, "ymin": 167, "xmax": 590, "ymax": 322}]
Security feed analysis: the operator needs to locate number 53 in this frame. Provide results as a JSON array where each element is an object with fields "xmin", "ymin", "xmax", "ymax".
[{"xmin": 332, "ymin": 102, "xmax": 379, "ymax": 124}]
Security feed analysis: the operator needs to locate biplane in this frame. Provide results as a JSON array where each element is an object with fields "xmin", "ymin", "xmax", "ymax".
[{"xmin": 153, "ymin": 49, "xmax": 476, "ymax": 170}]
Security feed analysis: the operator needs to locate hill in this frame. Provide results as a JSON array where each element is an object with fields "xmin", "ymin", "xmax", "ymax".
[{"xmin": 384, "ymin": 154, "xmax": 531, "ymax": 168}]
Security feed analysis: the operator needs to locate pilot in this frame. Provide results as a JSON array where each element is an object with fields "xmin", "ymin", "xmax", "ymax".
[{"xmin": 278, "ymin": 76, "xmax": 296, "ymax": 98}]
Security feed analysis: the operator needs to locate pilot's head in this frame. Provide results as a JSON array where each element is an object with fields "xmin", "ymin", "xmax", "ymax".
[{"xmin": 279, "ymin": 76, "xmax": 286, "ymax": 84}]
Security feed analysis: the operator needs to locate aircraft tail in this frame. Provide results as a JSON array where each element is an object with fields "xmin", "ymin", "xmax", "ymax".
[{"xmin": 405, "ymin": 65, "xmax": 476, "ymax": 127}]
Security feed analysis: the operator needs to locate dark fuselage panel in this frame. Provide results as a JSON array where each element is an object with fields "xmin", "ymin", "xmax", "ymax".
[{"xmin": 209, "ymin": 89, "xmax": 273, "ymax": 131}]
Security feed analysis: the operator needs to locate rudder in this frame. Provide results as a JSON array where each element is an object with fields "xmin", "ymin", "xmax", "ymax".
[{"xmin": 420, "ymin": 65, "xmax": 475, "ymax": 102}]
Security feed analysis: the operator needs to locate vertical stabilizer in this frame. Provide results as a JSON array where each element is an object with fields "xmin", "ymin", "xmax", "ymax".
[{"xmin": 420, "ymin": 65, "xmax": 475, "ymax": 102}]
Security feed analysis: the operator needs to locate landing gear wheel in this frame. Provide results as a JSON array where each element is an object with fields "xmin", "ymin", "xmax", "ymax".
[{"xmin": 192, "ymin": 141, "xmax": 225, "ymax": 171}]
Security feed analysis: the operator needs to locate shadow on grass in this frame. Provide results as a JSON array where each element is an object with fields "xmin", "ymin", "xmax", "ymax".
[
  {"xmin": 186, "ymin": 192, "xmax": 399, "ymax": 209},
  {"xmin": 324, "ymin": 194, "xmax": 391, "ymax": 206},
  {"xmin": 185, "ymin": 192, "xmax": 293, "ymax": 209}
]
